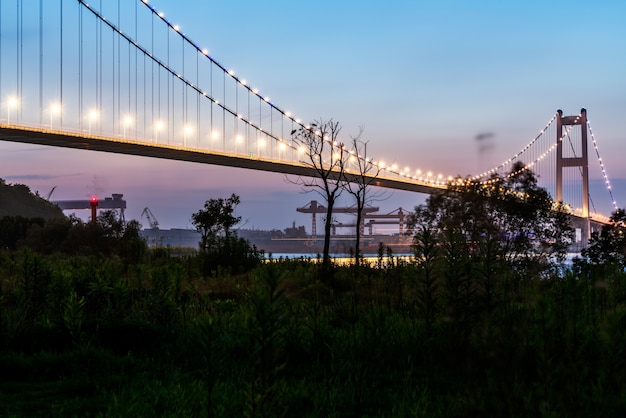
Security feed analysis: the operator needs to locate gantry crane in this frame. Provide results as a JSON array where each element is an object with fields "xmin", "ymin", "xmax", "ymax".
[
  {"xmin": 297, "ymin": 200, "xmax": 407, "ymax": 236},
  {"xmin": 296, "ymin": 200, "xmax": 379, "ymax": 236},
  {"xmin": 53, "ymin": 193, "xmax": 126, "ymax": 221}
]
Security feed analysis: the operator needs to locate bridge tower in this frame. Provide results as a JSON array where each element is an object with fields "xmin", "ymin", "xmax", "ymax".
[{"xmin": 556, "ymin": 108, "xmax": 590, "ymax": 244}]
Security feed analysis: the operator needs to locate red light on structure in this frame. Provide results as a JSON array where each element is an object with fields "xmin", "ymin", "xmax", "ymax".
[{"xmin": 90, "ymin": 195, "xmax": 98, "ymax": 223}]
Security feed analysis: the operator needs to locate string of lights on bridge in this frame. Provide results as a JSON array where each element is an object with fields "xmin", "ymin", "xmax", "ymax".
[
  {"xmin": 0, "ymin": 0, "xmax": 618, "ymax": 216},
  {"xmin": 588, "ymin": 120, "xmax": 618, "ymax": 211},
  {"xmin": 0, "ymin": 5, "xmax": 450, "ymax": 190},
  {"xmin": 78, "ymin": 0, "xmax": 454, "ymax": 187},
  {"xmin": 467, "ymin": 109, "xmax": 618, "ymax": 219},
  {"xmin": 471, "ymin": 113, "xmax": 558, "ymax": 181},
  {"xmin": 477, "ymin": 114, "xmax": 580, "ymax": 185},
  {"xmin": 135, "ymin": 0, "xmax": 619, "ymax": 198}
]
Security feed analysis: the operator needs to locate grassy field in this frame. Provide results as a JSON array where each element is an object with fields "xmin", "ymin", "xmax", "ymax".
[{"xmin": 1, "ymin": 248, "xmax": 626, "ymax": 417}]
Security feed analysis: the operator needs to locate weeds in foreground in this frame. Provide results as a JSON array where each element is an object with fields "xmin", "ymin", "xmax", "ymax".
[{"xmin": 1, "ymin": 248, "xmax": 626, "ymax": 416}]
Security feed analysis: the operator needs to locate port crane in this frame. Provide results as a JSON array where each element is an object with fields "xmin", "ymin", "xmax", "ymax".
[
  {"xmin": 140, "ymin": 207, "xmax": 162, "ymax": 246},
  {"xmin": 46, "ymin": 186, "xmax": 57, "ymax": 201},
  {"xmin": 141, "ymin": 207, "xmax": 159, "ymax": 230}
]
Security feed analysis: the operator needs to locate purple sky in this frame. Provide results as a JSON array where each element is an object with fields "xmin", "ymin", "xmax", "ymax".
[{"xmin": 1, "ymin": 0, "xmax": 625, "ymax": 231}]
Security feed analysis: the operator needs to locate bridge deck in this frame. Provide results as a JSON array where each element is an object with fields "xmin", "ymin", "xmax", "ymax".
[{"xmin": 0, "ymin": 124, "xmax": 442, "ymax": 195}]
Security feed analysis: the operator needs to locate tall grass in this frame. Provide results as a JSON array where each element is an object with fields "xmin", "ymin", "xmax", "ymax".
[{"xmin": 1, "ymin": 247, "xmax": 626, "ymax": 416}]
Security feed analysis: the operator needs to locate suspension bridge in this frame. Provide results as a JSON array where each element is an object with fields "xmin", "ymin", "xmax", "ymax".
[{"xmin": 0, "ymin": 0, "xmax": 619, "ymax": 245}]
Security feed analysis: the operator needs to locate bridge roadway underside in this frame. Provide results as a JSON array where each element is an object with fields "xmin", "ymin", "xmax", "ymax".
[{"xmin": 0, "ymin": 125, "xmax": 440, "ymax": 194}]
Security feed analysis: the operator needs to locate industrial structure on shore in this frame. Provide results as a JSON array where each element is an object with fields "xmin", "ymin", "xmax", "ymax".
[{"xmin": 133, "ymin": 200, "xmax": 412, "ymax": 255}]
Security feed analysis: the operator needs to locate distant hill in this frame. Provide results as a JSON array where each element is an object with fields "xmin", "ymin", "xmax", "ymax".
[{"xmin": 0, "ymin": 178, "xmax": 64, "ymax": 219}]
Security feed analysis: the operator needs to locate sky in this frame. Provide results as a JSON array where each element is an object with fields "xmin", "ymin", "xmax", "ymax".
[{"xmin": 1, "ymin": 0, "xmax": 625, "ymax": 232}]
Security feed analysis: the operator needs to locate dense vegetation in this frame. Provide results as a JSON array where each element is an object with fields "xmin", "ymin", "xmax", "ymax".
[
  {"xmin": 1, "ymin": 174, "xmax": 626, "ymax": 416},
  {"xmin": 0, "ymin": 179, "xmax": 63, "ymax": 220}
]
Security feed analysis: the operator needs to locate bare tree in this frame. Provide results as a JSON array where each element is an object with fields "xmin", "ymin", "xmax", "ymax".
[
  {"xmin": 342, "ymin": 133, "xmax": 383, "ymax": 266},
  {"xmin": 291, "ymin": 119, "xmax": 345, "ymax": 271}
]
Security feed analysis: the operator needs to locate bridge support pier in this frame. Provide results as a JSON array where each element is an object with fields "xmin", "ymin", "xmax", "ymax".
[{"xmin": 557, "ymin": 108, "xmax": 590, "ymax": 247}]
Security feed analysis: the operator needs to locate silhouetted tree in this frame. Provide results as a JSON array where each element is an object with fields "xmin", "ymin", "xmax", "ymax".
[
  {"xmin": 0, "ymin": 216, "xmax": 45, "ymax": 250},
  {"xmin": 291, "ymin": 119, "xmax": 345, "ymax": 272},
  {"xmin": 341, "ymin": 133, "xmax": 383, "ymax": 266},
  {"xmin": 191, "ymin": 194, "xmax": 242, "ymax": 252},
  {"xmin": 191, "ymin": 194, "xmax": 263, "ymax": 274},
  {"xmin": 408, "ymin": 162, "xmax": 573, "ymax": 277},
  {"xmin": 582, "ymin": 208, "xmax": 626, "ymax": 268},
  {"xmin": 9, "ymin": 210, "xmax": 146, "ymax": 262}
]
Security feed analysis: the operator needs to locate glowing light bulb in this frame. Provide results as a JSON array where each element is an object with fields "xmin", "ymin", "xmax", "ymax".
[
  {"xmin": 5, "ymin": 95, "xmax": 19, "ymax": 124},
  {"xmin": 48, "ymin": 102, "xmax": 61, "ymax": 128},
  {"xmin": 87, "ymin": 109, "xmax": 99, "ymax": 134}
]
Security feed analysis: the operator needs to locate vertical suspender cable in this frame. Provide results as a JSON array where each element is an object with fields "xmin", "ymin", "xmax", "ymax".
[
  {"xmin": 235, "ymin": 74, "xmax": 238, "ymax": 152},
  {"xmin": 0, "ymin": 2, "xmax": 2, "ymax": 102},
  {"xmin": 98, "ymin": 0, "xmax": 102, "ymax": 118},
  {"xmin": 125, "ymin": 34, "xmax": 129, "ymax": 133},
  {"xmin": 79, "ymin": 4, "xmax": 83, "ymax": 130},
  {"xmin": 95, "ymin": 0, "xmax": 100, "ymax": 116},
  {"xmin": 222, "ymin": 71, "xmax": 225, "ymax": 149},
  {"xmin": 167, "ymin": 27, "xmax": 170, "ymax": 143},
  {"xmin": 18, "ymin": 0, "xmax": 21, "ymax": 118},
  {"xmin": 135, "ymin": 0, "xmax": 139, "ymax": 139},
  {"xmin": 111, "ymin": 27, "xmax": 115, "ymax": 134},
  {"xmin": 153, "ymin": 11, "xmax": 158, "ymax": 140},
  {"xmin": 59, "ymin": 0, "xmax": 63, "ymax": 127},
  {"xmin": 182, "ymin": 36, "xmax": 186, "ymax": 145},
  {"xmin": 117, "ymin": 0, "xmax": 121, "ymax": 134},
  {"xmin": 247, "ymin": 85, "xmax": 251, "ymax": 153},
  {"xmin": 151, "ymin": 7, "xmax": 154, "ymax": 140},
  {"xmin": 0, "ymin": 2, "xmax": 2, "ymax": 100},
  {"xmin": 196, "ymin": 50, "xmax": 200, "ymax": 147},
  {"xmin": 126, "ymin": 2, "xmax": 130, "ymax": 132},
  {"xmin": 16, "ymin": 0, "xmax": 21, "ymax": 119},
  {"xmin": 210, "ymin": 57, "xmax": 213, "ymax": 139},
  {"xmin": 39, "ymin": 0, "xmax": 43, "ymax": 124}
]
